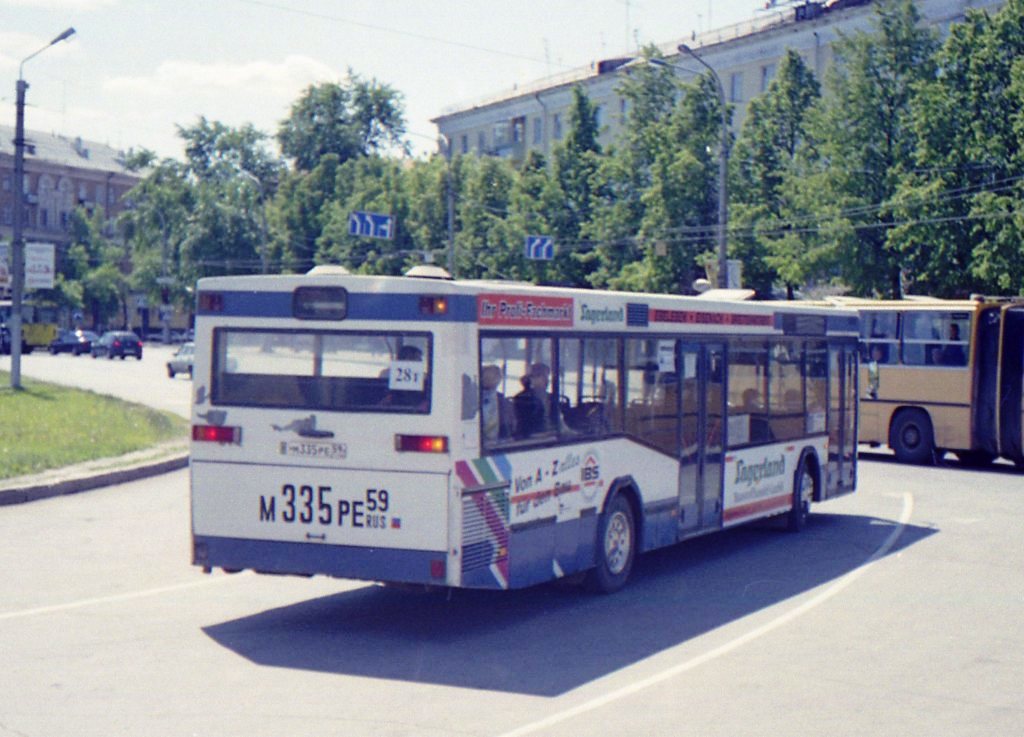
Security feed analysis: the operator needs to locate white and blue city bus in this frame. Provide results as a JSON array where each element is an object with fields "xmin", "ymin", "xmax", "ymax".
[{"xmin": 190, "ymin": 271, "xmax": 859, "ymax": 592}]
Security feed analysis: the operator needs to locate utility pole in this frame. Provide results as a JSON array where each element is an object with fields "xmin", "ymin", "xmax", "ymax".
[
  {"xmin": 679, "ymin": 44, "xmax": 729, "ymax": 288},
  {"xmin": 9, "ymin": 27, "xmax": 76, "ymax": 389}
]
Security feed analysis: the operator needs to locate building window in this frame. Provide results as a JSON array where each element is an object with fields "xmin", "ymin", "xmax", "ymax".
[
  {"xmin": 761, "ymin": 64, "xmax": 776, "ymax": 92},
  {"xmin": 532, "ymin": 117, "xmax": 542, "ymax": 145},
  {"xmin": 477, "ymin": 131, "xmax": 486, "ymax": 152},
  {"xmin": 730, "ymin": 72, "xmax": 744, "ymax": 103},
  {"xmin": 460, "ymin": 135, "xmax": 468, "ymax": 154},
  {"xmin": 511, "ymin": 116, "xmax": 525, "ymax": 144},
  {"xmin": 552, "ymin": 113, "xmax": 562, "ymax": 140}
]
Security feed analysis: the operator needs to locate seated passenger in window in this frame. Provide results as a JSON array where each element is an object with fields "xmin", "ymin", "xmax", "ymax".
[
  {"xmin": 941, "ymin": 324, "xmax": 967, "ymax": 366},
  {"xmin": 480, "ymin": 364, "xmax": 513, "ymax": 442},
  {"xmin": 513, "ymin": 363, "xmax": 555, "ymax": 438}
]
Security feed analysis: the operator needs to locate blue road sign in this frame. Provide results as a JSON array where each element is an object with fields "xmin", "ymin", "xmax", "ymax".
[
  {"xmin": 348, "ymin": 211, "xmax": 395, "ymax": 240},
  {"xmin": 524, "ymin": 235, "xmax": 555, "ymax": 260}
]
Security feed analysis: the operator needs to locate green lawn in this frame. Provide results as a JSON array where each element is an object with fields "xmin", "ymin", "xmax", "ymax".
[{"xmin": 0, "ymin": 372, "xmax": 189, "ymax": 481}]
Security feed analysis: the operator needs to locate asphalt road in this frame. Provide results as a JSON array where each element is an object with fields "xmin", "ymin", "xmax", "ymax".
[
  {"xmin": 1, "ymin": 348, "xmax": 1021, "ymax": 736},
  {"xmin": 0, "ymin": 455, "xmax": 1020, "ymax": 736},
  {"xmin": 0, "ymin": 343, "xmax": 192, "ymax": 418}
]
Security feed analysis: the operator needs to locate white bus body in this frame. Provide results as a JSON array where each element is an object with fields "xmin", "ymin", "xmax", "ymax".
[{"xmin": 190, "ymin": 274, "xmax": 859, "ymax": 592}]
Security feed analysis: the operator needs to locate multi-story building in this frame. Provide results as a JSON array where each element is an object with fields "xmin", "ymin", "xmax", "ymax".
[
  {"xmin": 433, "ymin": 0, "xmax": 1004, "ymax": 162},
  {"xmin": 0, "ymin": 125, "xmax": 141, "ymax": 248}
]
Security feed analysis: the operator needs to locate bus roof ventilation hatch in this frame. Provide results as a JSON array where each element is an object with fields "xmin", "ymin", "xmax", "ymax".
[
  {"xmin": 306, "ymin": 264, "xmax": 351, "ymax": 276},
  {"xmin": 404, "ymin": 265, "xmax": 453, "ymax": 280}
]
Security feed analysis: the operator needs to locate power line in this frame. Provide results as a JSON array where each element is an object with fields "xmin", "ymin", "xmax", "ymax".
[{"xmin": 230, "ymin": 0, "xmax": 564, "ymax": 68}]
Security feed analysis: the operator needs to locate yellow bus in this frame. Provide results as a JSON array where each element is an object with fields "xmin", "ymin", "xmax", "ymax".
[
  {"xmin": 832, "ymin": 296, "xmax": 1024, "ymax": 468},
  {"xmin": 0, "ymin": 299, "xmax": 58, "ymax": 354}
]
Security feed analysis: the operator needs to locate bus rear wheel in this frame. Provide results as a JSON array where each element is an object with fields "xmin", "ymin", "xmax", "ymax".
[
  {"xmin": 890, "ymin": 409, "xmax": 935, "ymax": 465},
  {"xmin": 585, "ymin": 494, "xmax": 636, "ymax": 594}
]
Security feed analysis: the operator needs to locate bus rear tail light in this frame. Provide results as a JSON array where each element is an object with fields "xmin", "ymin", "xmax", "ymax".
[
  {"xmin": 395, "ymin": 434, "xmax": 448, "ymax": 453},
  {"xmin": 192, "ymin": 424, "xmax": 242, "ymax": 444}
]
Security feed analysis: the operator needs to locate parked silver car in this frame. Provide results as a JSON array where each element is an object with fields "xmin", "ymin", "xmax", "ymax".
[{"xmin": 167, "ymin": 341, "xmax": 194, "ymax": 378}]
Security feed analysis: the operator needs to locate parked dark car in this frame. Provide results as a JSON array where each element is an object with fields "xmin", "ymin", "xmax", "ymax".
[
  {"xmin": 91, "ymin": 330, "xmax": 143, "ymax": 360},
  {"xmin": 166, "ymin": 341, "xmax": 194, "ymax": 378},
  {"xmin": 49, "ymin": 329, "xmax": 98, "ymax": 355}
]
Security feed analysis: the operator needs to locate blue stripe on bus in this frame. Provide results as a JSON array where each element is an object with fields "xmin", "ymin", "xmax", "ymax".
[
  {"xmin": 195, "ymin": 535, "xmax": 447, "ymax": 585},
  {"xmin": 828, "ymin": 314, "xmax": 860, "ymax": 333},
  {"xmin": 198, "ymin": 291, "xmax": 478, "ymax": 322}
]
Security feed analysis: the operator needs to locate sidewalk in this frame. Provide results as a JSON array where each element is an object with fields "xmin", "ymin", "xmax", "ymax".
[{"xmin": 0, "ymin": 438, "xmax": 190, "ymax": 506}]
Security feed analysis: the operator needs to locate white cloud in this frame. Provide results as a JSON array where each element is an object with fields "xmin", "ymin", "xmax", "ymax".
[
  {"xmin": 104, "ymin": 55, "xmax": 338, "ymax": 99},
  {"xmin": 0, "ymin": 0, "xmax": 115, "ymax": 9}
]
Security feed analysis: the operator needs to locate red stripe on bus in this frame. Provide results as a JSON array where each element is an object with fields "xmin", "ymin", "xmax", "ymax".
[{"xmin": 724, "ymin": 492, "xmax": 793, "ymax": 522}]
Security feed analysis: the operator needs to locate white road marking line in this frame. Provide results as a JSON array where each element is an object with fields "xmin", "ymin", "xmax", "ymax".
[
  {"xmin": 0, "ymin": 574, "xmax": 245, "ymax": 621},
  {"xmin": 495, "ymin": 492, "xmax": 914, "ymax": 737}
]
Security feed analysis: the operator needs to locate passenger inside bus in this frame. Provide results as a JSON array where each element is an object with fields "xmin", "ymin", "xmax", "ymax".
[
  {"xmin": 940, "ymin": 324, "xmax": 967, "ymax": 366},
  {"xmin": 480, "ymin": 364, "xmax": 513, "ymax": 441},
  {"xmin": 513, "ymin": 363, "xmax": 556, "ymax": 438}
]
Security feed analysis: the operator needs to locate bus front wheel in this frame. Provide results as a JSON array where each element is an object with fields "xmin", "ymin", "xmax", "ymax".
[
  {"xmin": 787, "ymin": 456, "xmax": 814, "ymax": 532},
  {"xmin": 891, "ymin": 409, "xmax": 935, "ymax": 465},
  {"xmin": 585, "ymin": 494, "xmax": 636, "ymax": 594}
]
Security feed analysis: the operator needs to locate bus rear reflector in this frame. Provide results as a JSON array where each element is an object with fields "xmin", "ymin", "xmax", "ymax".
[
  {"xmin": 395, "ymin": 434, "xmax": 448, "ymax": 453},
  {"xmin": 430, "ymin": 559, "xmax": 446, "ymax": 580},
  {"xmin": 193, "ymin": 424, "xmax": 242, "ymax": 444}
]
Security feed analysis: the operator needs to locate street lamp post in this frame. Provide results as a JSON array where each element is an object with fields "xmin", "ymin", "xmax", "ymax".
[
  {"xmin": 9, "ymin": 27, "xmax": 75, "ymax": 389},
  {"xmin": 237, "ymin": 169, "xmax": 268, "ymax": 275},
  {"xmin": 678, "ymin": 44, "xmax": 730, "ymax": 289},
  {"xmin": 438, "ymin": 134, "xmax": 455, "ymax": 278}
]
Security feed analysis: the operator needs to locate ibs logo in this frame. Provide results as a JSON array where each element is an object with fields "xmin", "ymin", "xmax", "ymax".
[{"xmin": 581, "ymin": 451, "xmax": 602, "ymax": 501}]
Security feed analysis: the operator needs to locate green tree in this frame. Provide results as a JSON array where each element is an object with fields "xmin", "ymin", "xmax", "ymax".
[
  {"xmin": 618, "ymin": 71, "xmax": 726, "ymax": 293},
  {"xmin": 547, "ymin": 87, "xmax": 602, "ymax": 285},
  {"xmin": 65, "ymin": 209, "xmax": 129, "ymax": 329},
  {"xmin": 891, "ymin": 0, "xmax": 1024, "ymax": 296},
  {"xmin": 456, "ymin": 156, "xmax": 522, "ymax": 280},
  {"xmin": 731, "ymin": 49, "xmax": 822, "ymax": 297},
  {"xmin": 174, "ymin": 119, "xmax": 283, "ymax": 278},
  {"xmin": 801, "ymin": 0, "xmax": 939, "ymax": 298},
  {"xmin": 585, "ymin": 49, "xmax": 679, "ymax": 289},
  {"xmin": 278, "ymin": 76, "xmax": 407, "ymax": 171},
  {"xmin": 120, "ymin": 157, "xmax": 194, "ymax": 318}
]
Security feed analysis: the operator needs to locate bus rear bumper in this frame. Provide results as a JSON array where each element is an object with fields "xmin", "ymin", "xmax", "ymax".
[{"xmin": 193, "ymin": 535, "xmax": 448, "ymax": 587}]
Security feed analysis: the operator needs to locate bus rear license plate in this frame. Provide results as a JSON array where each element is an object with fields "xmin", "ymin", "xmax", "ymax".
[
  {"xmin": 279, "ymin": 440, "xmax": 348, "ymax": 460},
  {"xmin": 259, "ymin": 484, "xmax": 394, "ymax": 530}
]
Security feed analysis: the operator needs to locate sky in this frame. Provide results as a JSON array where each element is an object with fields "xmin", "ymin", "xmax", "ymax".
[{"xmin": 1, "ymin": 0, "xmax": 763, "ymax": 162}]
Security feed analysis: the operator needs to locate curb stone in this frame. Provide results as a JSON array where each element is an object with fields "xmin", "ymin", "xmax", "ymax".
[{"xmin": 0, "ymin": 440, "xmax": 189, "ymax": 507}]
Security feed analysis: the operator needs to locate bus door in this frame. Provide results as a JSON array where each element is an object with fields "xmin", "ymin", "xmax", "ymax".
[
  {"xmin": 827, "ymin": 344, "xmax": 858, "ymax": 496},
  {"xmin": 973, "ymin": 307, "xmax": 1002, "ymax": 458},
  {"xmin": 678, "ymin": 343, "xmax": 725, "ymax": 534},
  {"xmin": 999, "ymin": 305, "xmax": 1024, "ymax": 465}
]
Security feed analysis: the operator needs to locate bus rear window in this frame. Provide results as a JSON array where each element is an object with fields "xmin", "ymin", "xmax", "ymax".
[{"xmin": 211, "ymin": 329, "xmax": 431, "ymax": 413}]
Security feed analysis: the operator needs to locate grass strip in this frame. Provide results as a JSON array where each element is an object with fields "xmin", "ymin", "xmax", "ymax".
[{"xmin": 0, "ymin": 372, "xmax": 188, "ymax": 480}]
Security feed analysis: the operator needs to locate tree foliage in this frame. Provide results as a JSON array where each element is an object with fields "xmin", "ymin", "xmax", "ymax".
[
  {"xmin": 277, "ymin": 76, "xmax": 407, "ymax": 171},
  {"xmin": 68, "ymin": 0, "xmax": 1024, "ymax": 334}
]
